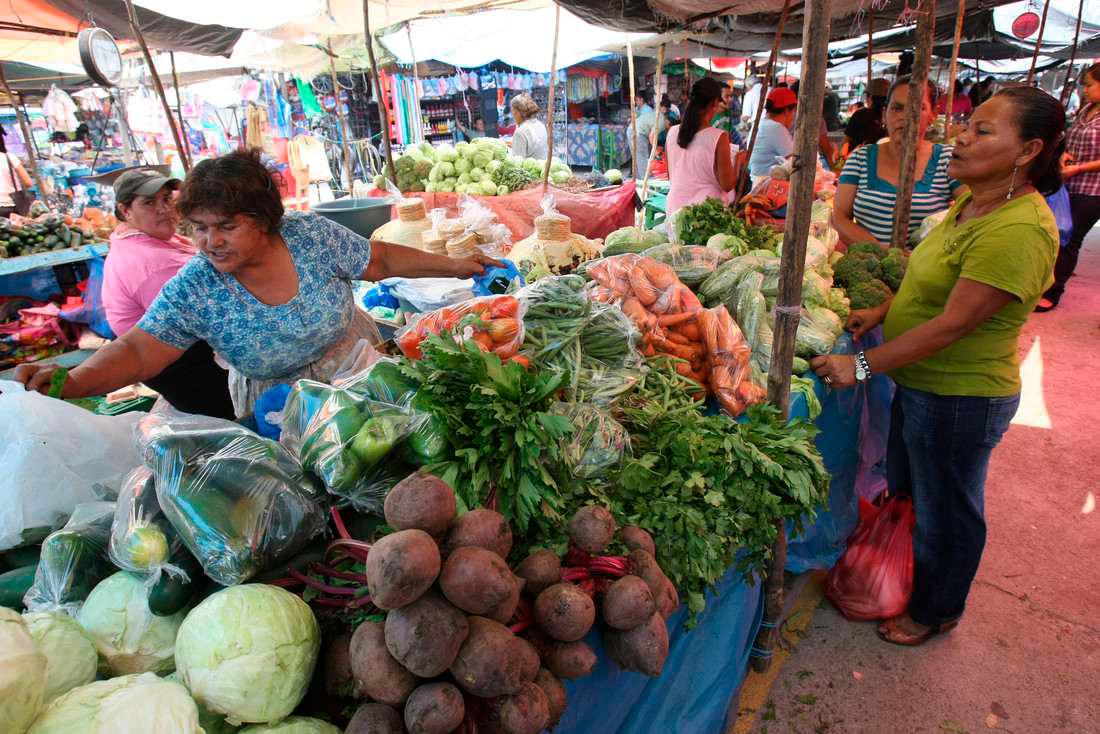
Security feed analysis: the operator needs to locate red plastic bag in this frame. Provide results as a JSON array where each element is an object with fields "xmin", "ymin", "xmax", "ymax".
[{"xmin": 825, "ymin": 495, "xmax": 915, "ymax": 620}]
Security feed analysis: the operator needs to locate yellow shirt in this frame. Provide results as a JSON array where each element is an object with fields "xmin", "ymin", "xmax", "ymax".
[{"xmin": 883, "ymin": 190, "xmax": 1057, "ymax": 397}]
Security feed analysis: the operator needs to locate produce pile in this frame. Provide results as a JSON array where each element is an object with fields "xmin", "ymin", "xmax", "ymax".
[
  {"xmin": 0, "ymin": 211, "xmax": 106, "ymax": 259},
  {"xmin": 831, "ymin": 242, "xmax": 908, "ymax": 310}
]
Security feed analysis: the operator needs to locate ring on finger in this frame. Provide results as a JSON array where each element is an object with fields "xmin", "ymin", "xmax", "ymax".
[{"xmin": 823, "ymin": 375, "xmax": 833, "ymax": 385}]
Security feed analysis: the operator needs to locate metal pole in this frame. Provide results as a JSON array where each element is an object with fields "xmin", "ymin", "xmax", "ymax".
[
  {"xmin": 1026, "ymin": 0, "xmax": 1052, "ymax": 85},
  {"xmin": 363, "ymin": 0, "xmax": 396, "ymax": 183},
  {"xmin": 327, "ymin": 41, "xmax": 356, "ymax": 190},
  {"xmin": 751, "ymin": 0, "xmax": 832, "ymax": 674},
  {"xmin": 943, "ymin": 0, "xmax": 967, "ymax": 137},
  {"xmin": 1061, "ymin": 0, "xmax": 1085, "ymax": 105},
  {"xmin": 123, "ymin": 0, "xmax": 190, "ymax": 172},
  {"xmin": 891, "ymin": 0, "xmax": 937, "ymax": 248},
  {"xmin": 641, "ymin": 43, "xmax": 666, "ymax": 199},
  {"xmin": 168, "ymin": 52, "xmax": 191, "ymax": 170},
  {"xmin": 542, "ymin": 3, "xmax": 562, "ymax": 188},
  {"xmin": 739, "ymin": 0, "xmax": 795, "ymax": 194},
  {"xmin": 0, "ymin": 70, "xmax": 48, "ymax": 200},
  {"xmin": 626, "ymin": 35, "xmax": 639, "ymax": 181}
]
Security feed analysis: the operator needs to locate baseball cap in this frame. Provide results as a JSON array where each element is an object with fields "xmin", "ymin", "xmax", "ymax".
[
  {"xmin": 113, "ymin": 169, "xmax": 180, "ymax": 204},
  {"xmin": 766, "ymin": 87, "xmax": 798, "ymax": 109}
]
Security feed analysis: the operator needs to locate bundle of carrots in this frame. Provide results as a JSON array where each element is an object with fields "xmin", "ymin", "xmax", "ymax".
[
  {"xmin": 586, "ymin": 254, "xmax": 764, "ymax": 415},
  {"xmin": 395, "ymin": 294, "xmax": 527, "ymax": 364}
]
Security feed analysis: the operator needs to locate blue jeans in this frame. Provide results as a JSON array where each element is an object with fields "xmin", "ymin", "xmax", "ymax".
[{"xmin": 886, "ymin": 386, "xmax": 1020, "ymax": 626}]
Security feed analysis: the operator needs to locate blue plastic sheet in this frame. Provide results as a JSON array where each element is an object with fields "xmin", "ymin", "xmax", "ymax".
[
  {"xmin": 1045, "ymin": 186, "xmax": 1073, "ymax": 248},
  {"xmin": 59, "ymin": 254, "xmax": 115, "ymax": 339},
  {"xmin": 0, "ymin": 266, "xmax": 60, "ymax": 300},
  {"xmin": 559, "ymin": 566, "xmax": 763, "ymax": 733}
]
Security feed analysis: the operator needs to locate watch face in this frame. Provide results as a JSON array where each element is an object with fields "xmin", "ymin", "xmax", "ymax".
[
  {"xmin": 855, "ymin": 365, "xmax": 867, "ymax": 381},
  {"xmin": 78, "ymin": 28, "xmax": 123, "ymax": 87}
]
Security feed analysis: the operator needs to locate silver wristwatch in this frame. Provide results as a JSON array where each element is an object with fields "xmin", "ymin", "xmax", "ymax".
[{"xmin": 855, "ymin": 351, "xmax": 872, "ymax": 382}]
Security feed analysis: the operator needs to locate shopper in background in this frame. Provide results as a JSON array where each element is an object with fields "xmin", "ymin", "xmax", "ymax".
[
  {"xmin": 664, "ymin": 77, "xmax": 738, "ymax": 217},
  {"xmin": 711, "ymin": 83, "xmax": 743, "ymax": 147},
  {"xmin": 102, "ymin": 169, "xmax": 234, "ymax": 419},
  {"xmin": 457, "ymin": 117, "xmax": 486, "ymax": 142},
  {"xmin": 833, "ymin": 77, "xmax": 962, "ymax": 248},
  {"xmin": 813, "ymin": 87, "xmax": 1063, "ymax": 646},
  {"xmin": 824, "ymin": 86, "xmax": 843, "ymax": 132},
  {"xmin": 845, "ymin": 77, "xmax": 890, "ymax": 150},
  {"xmin": 748, "ymin": 87, "xmax": 798, "ymax": 181},
  {"xmin": 627, "ymin": 90, "xmax": 657, "ymax": 180},
  {"xmin": 937, "ymin": 79, "xmax": 974, "ymax": 120},
  {"xmin": 742, "ymin": 77, "xmax": 763, "ymax": 126},
  {"xmin": 508, "ymin": 94, "xmax": 548, "ymax": 160},
  {"xmin": 16, "ymin": 150, "xmax": 501, "ymax": 416},
  {"xmin": 0, "ymin": 135, "xmax": 33, "ymax": 218},
  {"xmin": 1039, "ymin": 62, "xmax": 1100, "ymax": 311}
]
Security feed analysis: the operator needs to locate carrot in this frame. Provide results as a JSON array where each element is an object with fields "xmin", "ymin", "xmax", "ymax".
[
  {"xmin": 664, "ymin": 330, "xmax": 691, "ymax": 346},
  {"xmin": 679, "ymin": 287, "xmax": 703, "ymax": 312},
  {"xmin": 641, "ymin": 260, "xmax": 677, "ymax": 289},
  {"xmin": 628, "ymin": 270, "xmax": 658, "ymax": 306},
  {"xmin": 674, "ymin": 322, "xmax": 702, "ymax": 341},
  {"xmin": 657, "ymin": 311, "xmax": 696, "ymax": 328}
]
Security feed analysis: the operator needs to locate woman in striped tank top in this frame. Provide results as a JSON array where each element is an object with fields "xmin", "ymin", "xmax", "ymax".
[{"xmin": 832, "ymin": 76, "xmax": 963, "ymax": 249}]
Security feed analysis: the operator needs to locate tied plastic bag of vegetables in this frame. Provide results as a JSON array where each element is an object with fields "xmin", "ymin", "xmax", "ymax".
[
  {"xmin": 24, "ymin": 501, "xmax": 115, "ymax": 615},
  {"xmin": 395, "ymin": 294, "xmax": 526, "ymax": 363},
  {"xmin": 553, "ymin": 402, "xmax": 631, "ymax": 480},
  {"xmin": 139, "ymin": 411, "xmax": 327, "ymax": 587},
  {"xmin": 280, "ymin": 375, "xmax": 428, "ymax": 513},
  {"xmin": 698, "ymin": 305, "xmax": 764, "ymax": 417},
  {"xmin": 640, "ymin": 243, "xmax": 730, "ymax": 288}
]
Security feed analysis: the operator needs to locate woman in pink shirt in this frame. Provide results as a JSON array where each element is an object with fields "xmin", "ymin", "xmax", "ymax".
[
  {"xmin": 664, "ymin": 77, "xmax": 739, "ymax": 218},
  {"xmin": 102, "ymin": 169, "xmax": 234, "ymax": 417}
]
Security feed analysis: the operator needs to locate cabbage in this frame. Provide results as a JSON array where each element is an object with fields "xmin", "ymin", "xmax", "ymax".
[
  {"xmin": 166, "ymin": 672, "xmax": 239, "ymax": 734},
  {"xmin": 497, "ymin": 185, "xmax": 510, "ymax": 196},
  {"xmin": 437, "ymin": 180, "xmax": 455, "ymax": 193},
  {"xmin": 602, "ymin": 226, "xmax": 667, "ymax": 256},
  {"xmin": 175, "ymin": 585, "xmax": 320, "ymax": 726},
  {"xmin": 1, "ymin": 607, "xmax": 46, "ymax": 734},
  {"xmin": 454, "ymin": 183, "xmax": 469, "ymax": 195},
  {"xmin": 604, "ymin": 168, "xmax": 623, "ymax": 184},
  {"xmin": 521, "ymin": 158, "xmax": 542, "ymax": 176},
  {"xmin": 493, "ymin": 145, "xmax": 508, "ymax": 160},
  {"xmin": 480, "ymin": 180, "xmax": 499, "ymax": 196},
  {"xmin": 76, "ymin": 572, "xmax": 183, "ymax": 676},
  {"xmin": 239, "ymin": 717, "xmax": 341, "ymax": 734},
  {"xmin": 418, "ymin": 141, "xmax": 435, "ymax": 158},
  {"xmin": 486, "ymin": 159, "xmax": 502, "ymax": 173},
  {"xmin": 27, "ymin": 673, "xmax": 202, "ymax": 734},
  {"xmin": 455, "ymin": 141, "xmax": 472, "ymax": 156},
  {"xmin": 550, "ymin": 169, "xmax": 571, "ymax": 185},
  {"xmin": 454, "ymin": 157, "xmax": 472, "ymax": 175},
  {"xmin": 24, "ymin": 612, "xmax": 97, "ymax": 702},
  {"xmin": 469, "ymin": 168, "xmax": 484, "ymax": 183},
  {"xmin": 436, "ymin": 144, "xmax": 458, "ymax": 162}
]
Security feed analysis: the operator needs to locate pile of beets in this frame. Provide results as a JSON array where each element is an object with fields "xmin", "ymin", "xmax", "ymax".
[{"xmin": 337, "ymin": 472, "xmax": 679, "ymax": 734}]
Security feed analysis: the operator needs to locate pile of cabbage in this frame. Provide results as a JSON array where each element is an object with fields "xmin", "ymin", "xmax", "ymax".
[
  {"xmin": 376, "ymin": 138, "xmax": 572, "ymax": 196},
  {"xmin": 3, "ymin": 582, "xmax": 323, "ymax": 734}
]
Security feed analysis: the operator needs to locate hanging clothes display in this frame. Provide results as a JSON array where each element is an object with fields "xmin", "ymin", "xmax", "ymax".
[
  {"xmin": 295, "ymin": 79, "xmax": 324, "ymax": 119},
  {"xmin": 42, "ymin": 86, "xmax": 79, "ymax": 133},
  {"xmin": 262, "ymin": 78, "xmax": 292, "ymax": 140},
  {"xmin": 288, "ymin": 135, "xmax": 331, "ymax": 183},
  {"xmin": 245, "ymin": 104, "xmax": 273, "ymax": 154}
]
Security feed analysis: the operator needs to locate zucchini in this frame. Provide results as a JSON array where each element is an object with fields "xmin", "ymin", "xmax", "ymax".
[
  {"xmin": 147, "ymin": 549, "xmax": 204, "ymax": 616},
  {"xmin": 0, "ymin": 564, "xmax": 37, "ymax": 609}
]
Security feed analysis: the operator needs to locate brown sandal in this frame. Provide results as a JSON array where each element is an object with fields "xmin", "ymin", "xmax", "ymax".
[{"xmin": 877, "ymin": 615, "xmax": 959, "ymax": 646}]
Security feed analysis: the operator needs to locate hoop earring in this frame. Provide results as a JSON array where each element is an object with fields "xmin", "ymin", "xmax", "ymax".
[{"xmin": 1006, "ymin": 165, "xmax": 1018, "ymax": 201}]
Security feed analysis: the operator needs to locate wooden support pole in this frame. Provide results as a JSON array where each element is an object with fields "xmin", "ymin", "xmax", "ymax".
[
  {"xmin": 867, "ymin": 4, "xmax": 875, "ymax": 92},
  {"xmin": 1061, "ymin": 0, "xmax": 1085, "ymax": 105},
  {"xmin": 0, "ymin": 69, "xmax": 47, "ymax": 200},
  {"xmin": 1026, "ymin": 0, "xmax": 1052, "ymax": 85},
  {"xmin": 327, "ymin": 41, "xmax": 356, "ymax": 190},
  {"xmin": 539, "ymin": 3, "xmax": 558, "ymax": 187},
  {"xmin": 626, "ymin": 34, "xmax": 639, "ymax": 181},
  {"xmin": 123, "ymin": 0, "xmax": 190, "ymax": 172},
  {"xmin": 751, "ymin": 0, "xmax": 832, "ymax": 674},
  {"xmin": 890, "ymin": 0, "xmax": 936, "ymax": 249},
  {"xmin": 168, "ymin": 52, "xmax": 191, "ymax": 170},
  {"xmin": 363, "ymin": 0, "xmax": 396, "ymax": 183},
  {"xmin": 739, "ymin": 0, "xmax": 794, "ymax": 194},
  {"xmin": 641, "ymin": 44, "xmax": 667, "ymax": 199},
  {"xmin": 405, "ymin": 24, "xmax": 422, "ymax": 143},
  {"xmin": 942, "ymin": 0, "xmax": 967, "ymax": 136}
]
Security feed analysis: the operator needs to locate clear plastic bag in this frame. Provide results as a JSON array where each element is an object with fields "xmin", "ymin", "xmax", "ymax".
[
  {"xmin": 697, "ymin": 254, "xmax": 774, "ymax": 306},
  {"xmin": 733, "ymin": 271, "xmax": 767, "ymax": 344},
  {"xmin": 518, "ymin": 274, "xmax": 591, "ymax": 362},
  {"xmin": 395, "ymin": 294, "xmax": 526, "ymax": 362},
  {"xmin": 459, "ymin": 195, "xmax": 512, "ymax": 255},
  {"xmin": 825, "ymin": 496, "xmax": 914, "ymax": 621},
  {"xmin": 795, "ymin": 308, "xmax": 840, "ymax": 358},
  {"xmin": 698, "ymin": 305, "xmax": 763, "ymax": 417},
  {"xmin": 24, "ymin": 501, "xmax": 116, "ymax": 615},
  {"xmin": 107, "ymin": 467, "xmax": 188, "ymax": 585},
  {"xmin": 801, "ymin": 270, "xmax": 833, "ymax": 307},
  {"xmin": 640, "ymin": 244, "xmax": 730, "ymax": 288},
  {"xmin": 140, "ymin": 412, "xmax": 327, "ymax": 587},
  {"xmin": 553, "ymin": 402, "xmax": 631, "ymax": 480}
]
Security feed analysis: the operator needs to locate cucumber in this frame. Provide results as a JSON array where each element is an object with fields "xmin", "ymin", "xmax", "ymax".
[
  {"xmin": 3, "ymin": 544, "xmax": 42, "ymax": 569},
  {"xmin": 252, "ymin": 539, "xmax": 328, "ymax": 584},
  {"xmin": 147, "ymin": 550, "xmax": 204, "ymax": 616},
  {"xmin": 0, "ymin": 565, "xmax": 37, "ymax": 609}
]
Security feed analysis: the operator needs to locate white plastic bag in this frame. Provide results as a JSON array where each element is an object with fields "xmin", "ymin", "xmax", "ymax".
[{"xmin": 0, "ymin": 392, "xmax": 145, "ymax": 550}]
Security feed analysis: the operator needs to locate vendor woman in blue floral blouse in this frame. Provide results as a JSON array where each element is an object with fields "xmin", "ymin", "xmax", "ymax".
[{"xmin": 16, "ymin": 150, "xmax": 499, "ymax": 416}]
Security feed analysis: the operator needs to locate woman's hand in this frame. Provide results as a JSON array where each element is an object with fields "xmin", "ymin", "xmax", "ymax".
[
  {"xmin": 12, "ymin": 363, "xmax": 63, "ymax": 395},
  {"xmin": 810, "ymin": 355, "xmax": 857, "ymax": 389},
  {"xmin": 1062, "ymin": 163, "xmax": 1080, "ymax": 179},
  {"xmin": 451, "ymin": 253, "xmax": 506, "ymax": 278},
  {"xmin": 847, "ymin": 300, "xmax": 891, "ymax": 340}
]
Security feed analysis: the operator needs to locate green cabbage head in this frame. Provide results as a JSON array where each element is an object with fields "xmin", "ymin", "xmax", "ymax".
[
  {"xmin": 77, "ymin": 572, "xmax": 184, "ymax": 676},
  {"xmin": 240, "ymin": 716, "xmax": 342, "ymax": 733},
  {"xmin": 24, "ymin": 612, "xmax": 97, "ymax": 702},
  {"xmin": 27, "ymin": 672, "xmax": 202, "ymax": 734},
  {"xmin": 0, "ymin": 607, "xmax": 46, "ymax": 734},
  {"xmin": 175, "ymin": 584, "xmax": 320, "ymax": 726}
]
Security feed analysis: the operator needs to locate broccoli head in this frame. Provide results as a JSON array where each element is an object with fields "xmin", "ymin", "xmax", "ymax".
[
  {"xmin": 833, "ymin": 252, "xmax": 883, "ymax": 288},
  {"xmin": 848, "ymin": 279, "xmax": 893, "ymax": 310},
  {"xmin": 847, "ymin": 241, "xmax": 887, "ymax": 259},
  {"xmin": 881, "ymin": 248, "xmax": 909, "ymax": 292}
]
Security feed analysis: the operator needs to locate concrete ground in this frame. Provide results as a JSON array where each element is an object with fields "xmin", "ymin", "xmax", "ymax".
[{"xmin": 733, "ymin": 228, "xmax": 1100, "ymax": 734}]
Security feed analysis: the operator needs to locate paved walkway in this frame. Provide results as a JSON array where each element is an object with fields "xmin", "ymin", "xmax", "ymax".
[{"xmin": 733, "ymin": 228, "xmax": 1100, "ymax": 734}]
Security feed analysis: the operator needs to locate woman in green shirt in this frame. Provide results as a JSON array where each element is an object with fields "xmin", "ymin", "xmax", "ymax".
[{"xmin": 811, "ymin": 87, "xmax": 1063, "ymax": 646}]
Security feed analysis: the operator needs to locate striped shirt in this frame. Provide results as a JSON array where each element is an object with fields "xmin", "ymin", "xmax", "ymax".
[
  {"xmin": 1066, "ymin": 103, "xmax": 1100, "ymax": 197},
  {"xmin": 839, "ymin": 143, "xmax": 961, "ymax": 244}
]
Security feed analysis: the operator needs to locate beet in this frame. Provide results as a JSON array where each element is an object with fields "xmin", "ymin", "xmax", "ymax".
[
  {"xmin": 350, "ymin": 620, "xmax": 420, "ymax": 707},
  {"xmin": 497, "ymin": 682, "xmax": 551, "ymax": 734},
  {"xmin": 366, "ymin": 528, "xmax": 441, "ymax": 610},
  {"xmin": 655, "ymin": 575, "xmax": 681, "ymax": 619},
  {"xmin": 602, "ymin": 575, "xmax": 656, "ymax": 630},
  {"xmin": 542, "ymin": 639, "xmax": 597, "ymax": 680},
  {"xmin": 385, "ymin": 590, "xmax": 470, "ymax": 677},
  {"xmin": 443, "ymin": 509, "xmax": 513, "ymax": 558},
  {"xmin": 384, "ymin": 472, "xmax": 457, "ymax": 536},
  {"xmin": 515, "ymin": 637, "xmax": 540, "ymax": 683},
  {"xmin": 450, "ymin": 616, "xmax": 529, "ymax": 698},
  {"xmin": 533, "ymin": 583, "xmax": 596, "ymax": 642},
  {"xmin": 567, "ymin": 505, "xmax": 617, "ymax": 553},
  {"xmin": 439, "ymin": 546, "xmax": 516, "ymax": 615},
  {"xmin": 618, "ymin": 525, "xmax": 656, "ymax": 557},
  {"xmin": 346, "ymin": 702, "xmax": 406, "ymax": 734},
  {"xmin": 627, "ymin": 549, "xmax": 666, "ymax": 597},
  {"xmin": 534, "ymin": 669, "xmax": 567, "ymax": 726},
  {"xmin": 514, "ymin": 550, "xmax": 561, "ymax": 597},
  {"xmin": 605, "ymin": 612, "xmax": 669, "ymax": 677},
  {"xmin": 486, "ymin": 573, "xmax": 522, "ymax": 624},
  {"xmin": 404, "ymin": 682, "xmax": 465, "ymax": 734},
  {"xmin": 323, "ymin": 632, "xmax": 364, "ymax": 699}
]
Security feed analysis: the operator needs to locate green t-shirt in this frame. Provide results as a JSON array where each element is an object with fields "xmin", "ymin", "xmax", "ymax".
[{"xmin": 883, "ymin": 190, "xmax": 1057, "ymax": 397}]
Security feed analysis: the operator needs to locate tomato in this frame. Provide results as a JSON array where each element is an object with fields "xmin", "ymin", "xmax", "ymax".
[
  {"xmin": 486, "ymin": 317, "xmax": 520, "ymax": 345},
  {"xmin": 439, "ymin": 306, "xmax": 461, "ymax": 329},
  {"xmin": 510, "ymin": 355, "xmax": 531, "ymax": 369},
  {"xmin": 471, "ymin": 332, "xmax": 494, "ymax": 351},
  {"xmin": 489, "ymin": 297, "xmax": 519, "ymax": 319},
  {"xmin": 492, "ymin": 342, "xmax": 517, "ymax": 359},
  {"xmin": 397, "ymin": 331, "xmax": 423, "ymax": 359}
]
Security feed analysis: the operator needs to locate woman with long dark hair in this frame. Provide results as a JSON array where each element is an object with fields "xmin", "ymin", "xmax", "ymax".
[
  {"xmin": 0, "ymin": 133, "xmax": 33, "ymax": 218},
  {"xmin": 664, "ymin": 77, "xmax": 738, "ymax": 217},
  {"xmin": 813, "ymin": 87, "xmax": 1064, "ymax": 646}
]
